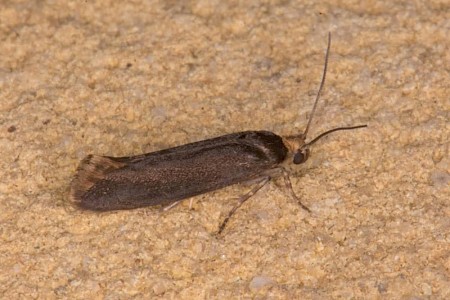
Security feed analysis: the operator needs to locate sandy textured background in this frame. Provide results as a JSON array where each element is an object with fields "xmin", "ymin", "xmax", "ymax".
[{"xmin": 1, "ymin": 0, "xmax": 448, "ymax": 298}]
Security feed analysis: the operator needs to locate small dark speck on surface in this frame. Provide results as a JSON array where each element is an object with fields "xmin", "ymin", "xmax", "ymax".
[
  {"xmin": 377, "ymin": 282, "xmax": 388, "ymax": 294},
  {"xmin": 7, "ymin": 125, "xmax": 16, "ymax": 133}
]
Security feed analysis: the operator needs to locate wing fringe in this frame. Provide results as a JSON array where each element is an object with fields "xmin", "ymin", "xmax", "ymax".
[{"xmin": 69, "ymin": 155, "xmax": 126, "ymax": 205}]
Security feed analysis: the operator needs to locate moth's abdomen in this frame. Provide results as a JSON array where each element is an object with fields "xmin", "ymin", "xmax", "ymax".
[{"xmin": 70, "ymin": 131, "xmax": 288, "ymax": 211}]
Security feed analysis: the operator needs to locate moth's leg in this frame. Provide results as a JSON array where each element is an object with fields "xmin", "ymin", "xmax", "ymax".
[
  {"xmin": 264, "ymin": 167, "xmax": 311, "ymax": 212},
  {"xmin": 161, "ymin": 200, "xmax": 183, "ymax": 212},
  {"xmin": 161, "ymin": 198, "xmax": 195, "ymax": 212},
  {"xmin": 218, "ymin": 176, "xmax": 270, "ymax": 234}
]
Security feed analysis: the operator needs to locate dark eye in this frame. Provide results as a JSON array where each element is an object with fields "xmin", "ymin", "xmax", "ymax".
[
  {"xmin": 293, "ymin": 152, "xmax": 304, "ymax": 164},
  {"xmin": 293, "ymin": 149, "xmax": 310, "ymax": 164}
]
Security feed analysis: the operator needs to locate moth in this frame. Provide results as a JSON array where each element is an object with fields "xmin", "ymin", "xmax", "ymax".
[{"xmin": 70, "ymin": 33, "xmax": 366, "ymax": 233}]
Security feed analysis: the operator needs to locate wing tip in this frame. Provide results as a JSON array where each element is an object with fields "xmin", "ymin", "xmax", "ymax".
[{"xmin": 69, "ymin": 155, "xmax": 125, "ymax": 206}]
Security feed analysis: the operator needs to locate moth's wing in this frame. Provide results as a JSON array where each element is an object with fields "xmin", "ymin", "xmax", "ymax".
[
  {"xmin": 69, "ymin": 133, "xmax": 246, "ymax": 206},
  {"xmin": 70, "ymin": 131, "xmax": 288, "ymax": 210}
]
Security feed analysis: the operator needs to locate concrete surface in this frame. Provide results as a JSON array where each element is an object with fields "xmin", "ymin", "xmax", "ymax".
[{"xmin": 0, "ymin": 0, "xmax": 448, "ymax": 298}]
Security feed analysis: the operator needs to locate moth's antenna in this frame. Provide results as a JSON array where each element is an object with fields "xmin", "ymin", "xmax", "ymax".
[
  {"xmin": 303, "ymin": 32, "xmax": 331, "ymax": 139},
  {"xmin": 291, "ymin": 33, "xmax": 367, "ymax": 166},
  {"xmin": 305, "ymin": 124, "xmax": 368, "ymax": 148}
]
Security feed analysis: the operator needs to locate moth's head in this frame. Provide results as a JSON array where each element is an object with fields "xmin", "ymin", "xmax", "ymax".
[
  {"xmin": 293, "ymin": 145, "xmax": 310, "ymax": 165},
  {"xmin": 283, "ymin": 134, "xmax": 311, "ymax": 165}
]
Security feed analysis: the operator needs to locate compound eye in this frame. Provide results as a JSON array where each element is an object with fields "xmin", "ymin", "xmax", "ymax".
[{"xmin": 293, "ymin": 149, "xmax": 310, "ymax": 164}]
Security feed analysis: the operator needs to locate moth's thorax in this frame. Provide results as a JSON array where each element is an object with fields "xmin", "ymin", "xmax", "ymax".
[{"xmin": 282, "ymin": 134, "xmax": 311, "ymax": 165}]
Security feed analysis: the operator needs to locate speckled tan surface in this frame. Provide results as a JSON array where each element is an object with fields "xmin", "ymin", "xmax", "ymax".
[{"xmin": 1, "ymin": 0, "xmax": 449, "ymax": 299}]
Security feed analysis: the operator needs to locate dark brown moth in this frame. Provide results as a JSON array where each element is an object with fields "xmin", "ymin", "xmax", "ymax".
[{"xmin": 70, "ymin": 33, "xmax": 366, "ymax": 233}]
